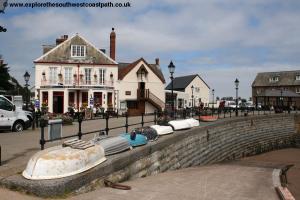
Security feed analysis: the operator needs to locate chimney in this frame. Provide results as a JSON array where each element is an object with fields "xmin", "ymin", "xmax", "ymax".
[
  {"xmin": 155, "ymin": 58, "xmax": 160, "ymax": 65},
  {"xmin": 110, "ymin": 28, "xmax": 116, "ymax": 60},
  {"xmin": 56, "ymin": 35, "xmax": 68, "ymax": 46},
  {"xmin": 42, "ymin": 45, "xmax": 55, "ymax": 54}
]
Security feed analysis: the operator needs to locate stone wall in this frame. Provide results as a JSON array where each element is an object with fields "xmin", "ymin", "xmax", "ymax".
[{"xmin": 1, "ymin": 114, "xmax": 298, "ymax": 197}]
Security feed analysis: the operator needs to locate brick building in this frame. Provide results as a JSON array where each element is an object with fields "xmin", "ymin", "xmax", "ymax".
[{"xmin": 252, "ymin": 70, "xmax": 300, "ymax": 109}]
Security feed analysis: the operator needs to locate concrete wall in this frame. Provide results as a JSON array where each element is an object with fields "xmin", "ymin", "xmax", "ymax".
[{"xmin": 2, "ymin": 114, "xmax": 298, "ymax": 197}]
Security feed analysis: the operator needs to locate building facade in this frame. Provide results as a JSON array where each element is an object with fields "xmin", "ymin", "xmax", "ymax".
[
  {"xmin": 252, "ymin": 70, "xmax": 300, "ymax": 109},
  {"xmin": 34, "ymin": 29, "xmax": 166, "ymax": 115},
  {"xmin": 165, "ymin": 74, "xmax": 210, "ymax": 109}
]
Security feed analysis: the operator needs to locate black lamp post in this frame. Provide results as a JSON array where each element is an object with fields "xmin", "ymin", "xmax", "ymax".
[
  {"xmin": 212, "ymin": 89, "xmax": 215, "ymax": 109},
  {"xmin": 168, "ymin": 61, "xmax": 175, "ymax": 117},
  {"xmin": 234, "ymin": 78, "xmax": 239, "ymax": 116},
  {"xmin": 24, "ymin": 71, "xmax": 30, "ymax": 110},
  {"xmin": 191, "ymin": 85, "xmax": 194, "ymax": 108},
  {"xmin": 280, "ymin": 88, "xmax": 283, "ymax": 110}
]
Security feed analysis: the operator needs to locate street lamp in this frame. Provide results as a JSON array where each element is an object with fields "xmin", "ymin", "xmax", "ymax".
[
  {"xmin": 234, "ymin": 78, "xmax": 239, "ymax": 116},
  {"xmin": 212, "ymin": 89, "xmax": 215, "ymax": 109},
  {"xmin": 191, "ymin": 85, "xmax": 194, "ymax": 117},
  {"xmin": 280, "ymin": 88, "xmax": 283, "ymax": 110},
  {"xmin": 24, "ymin": 71, "xmax": 30, "ymax": 110},
  {"xmin": 168, "ymin": 61, "xmax": 175, "ymax": 117}
]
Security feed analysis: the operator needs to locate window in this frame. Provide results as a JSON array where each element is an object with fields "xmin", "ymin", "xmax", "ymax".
[
  {"xmin": 0, "ymin": 97, "xmax": 13, "ymax": 111},
  {"xmin": 85, "ymin": 68, "xmax": 92, "ymax": 85},
  {"xmin": 64, "ymin": 67, "xmax": 72, "ymax": 85},
  {"xmin": 49, "ymin": 67, "xmax": 57, "ymax": 84},
  {"xmin": 269, "ymin": 76, "xmax": 279, "ymax": 82},
  {"xmin": 125, "ymin": 91, "xmax": 131, "ymax": 95},
  {"xmin": 99, "ymin": 68, "xmax": 106, "ymax": 85},
  {"xmin": 71, "ymin": 45, "xmax": 86, "ymax": 57},
  {"xmin": 296, "ymin": 75, "xmax": 300, "ymax": 81},
  {"xmin": 195, "ymin": 87, "xmax": 200, "ymax": 93},
  {"xmin": 296, "ymin": 88, "xmax": 300, "ymax": 93}
]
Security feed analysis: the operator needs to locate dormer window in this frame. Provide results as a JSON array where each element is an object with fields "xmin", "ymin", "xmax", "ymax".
[
  {"xmin": 296, "ymin": 75, "xmax": 300, "ymax": 81},
  {"xmin": 269, "ymin": 76, "xmax": 279, "ymax": 83},
  {"xmin": 71, "ymin": 45, "xmax": 86, "ymax": 57}
]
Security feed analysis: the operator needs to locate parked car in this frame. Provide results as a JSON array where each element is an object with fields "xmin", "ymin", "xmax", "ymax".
[{"xmin": 0, "ymin": 95, "xmax": 31, "ymax": 132}]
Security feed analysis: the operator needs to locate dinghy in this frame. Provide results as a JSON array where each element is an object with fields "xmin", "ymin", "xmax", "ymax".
[
  {"xmin": 199, "ymin": 116, "xmax": 218, "ymax": 122},
  {"xmin": 168, "ymin": 119, "xmax": 192, "ymax": 130},
  {"xmin": 23, "ymin": 139, "xmax": 106, "ymax": 180},
  {"xmin": 134, "ymin": 126, "xmax": 158, "ymax": 141},
  {"xmin": 92, "ymin": 136, "xmax": 131, "ymax": 156},
  {"xmin": 121, "ymin": 132, "xmax": 148, "ymax": 147},
  {"xmin": 184, "ymin": 118, "xmax": 200, "ymax": 127},
  {"xmin": 150, "ymin": 125, "xmax": 174, "ymax": 135}
]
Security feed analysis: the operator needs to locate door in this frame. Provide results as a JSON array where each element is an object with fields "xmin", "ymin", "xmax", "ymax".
[
  {"xmin": 53, "ymin": 92, "xmax": 64, "ymax": 113},
  {"xmin": 94, "ymin": 92, "xmax": 102, "ymax": 107},
  {"xmin": 139, "ymin": 82, "xmax": 145, "ymax": 98},
  {"xmin": 107, "ymin": 92, "xmax": 113, "ymax": 109},
  {"xmin": 0, "ymin": 96, "xmax": 15, "ymax": 129}
]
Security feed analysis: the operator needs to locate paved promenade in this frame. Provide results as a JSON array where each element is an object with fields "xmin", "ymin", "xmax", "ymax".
[{"xmin": 1, "ymin": 148, "xmax": 299, "ymax": 200}]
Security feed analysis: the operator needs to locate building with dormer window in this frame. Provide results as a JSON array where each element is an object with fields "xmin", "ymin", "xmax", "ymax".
[{"xmin": 34, "ymin": 29, "xmax": 166, "ymax": 114}]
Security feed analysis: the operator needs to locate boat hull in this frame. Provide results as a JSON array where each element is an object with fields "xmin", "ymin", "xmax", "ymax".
[
  {"xmin": 134, "ymin": 126, "xmax": 158, "ymax": 141},
  {"xmin": 93, "ymin": 136, "xmax": 131, "ymax": 156},
  {"xmin": 184, "ymin": 118, "xmax": 200, "ymax": 127},
  {"xmin": 150, "ymin": 125, "xmax": 174, "ymax": 135},
  {"xmin": 23, "ymin": 144, "xmax": 106, "ymax": 180},
  {"xmin": 199, "ymin": 116, "xmax": 218, "ymax": 122},
  {"xmin": 168, "ymin": 120, "xmax": 192, "ymax": 130},
  {"xmin": 121, "ymin": 133, "xmax": 148, "ymax": 147}
]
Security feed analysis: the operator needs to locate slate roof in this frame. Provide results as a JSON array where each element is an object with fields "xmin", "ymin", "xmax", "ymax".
[
  {"xmin": 118, "ymin": 58, "xmax": 165, "ymax": 83},
  {"xmin": 34, "ymin": 34, "xmax": 117, "ymax": 65},
  {"xmin": 252, "ymin": 70, "xmax": 300, "ymax": 87},
  {"xmin": 256, "ymin": 89, "xmax": 300, "ymax": 97},
  {"xmin": 165, "ymin": 74, "xmax": 210, "ymax": 91}
]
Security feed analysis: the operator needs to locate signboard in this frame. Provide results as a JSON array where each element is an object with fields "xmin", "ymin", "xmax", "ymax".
[
  {"xmin": 85, "ymin": 108, "xmax": 92, "ymax": 120},
  {"xmin": 35, "ymin": 99, "xmax": 40, "ymax": 109},
  {"xmin": 48, "ymin": 119, "xmax": 62, "ymax": 140},
  {"xmin": 89, "ymin": 98, "xmax": 94, "ymax": 106}
]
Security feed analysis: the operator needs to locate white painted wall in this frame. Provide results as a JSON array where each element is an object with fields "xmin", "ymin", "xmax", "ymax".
[{"xmin": 185, "ymin": 76, "xmax": 210, "ymax": 107}]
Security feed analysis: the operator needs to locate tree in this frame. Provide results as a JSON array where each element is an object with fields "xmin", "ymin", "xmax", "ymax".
[{"xmin": 0, "ymin": 60, "xmax": 13, "ymax": 91}]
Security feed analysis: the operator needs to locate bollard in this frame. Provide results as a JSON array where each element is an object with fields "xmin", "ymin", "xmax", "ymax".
[
  {"xmin": 230, "ymin": 109, "xmax": 232, "ymax": 118},
  {"xmin": 218, "ymin": 109, "xmax": 220, "ymax": 118},
  {"xmin": 224, "ymin": 109, "xmax": 226, "ymax": 118},
  {"xmin": 125, "ymin": 112, "xmax": 129, "ymax": 133},
  {"xmin": 141, "ymin": 113, "xmax": 144, "ymax": 127},
  {"xmin": 105, "ymin": 113, "xmax": 109, "ymax": 135},
  {"xmin": 78, "ymin": 112, "xmax": 83, "ymax": 140},
  {"xmin": 39, "ymin": 117, "xmax": 47, "ymax": 150}
]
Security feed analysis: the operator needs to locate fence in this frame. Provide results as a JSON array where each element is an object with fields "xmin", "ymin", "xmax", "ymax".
[
  {"xmin": 38, "ymin": 107, "xmax": 299, "ymax": 150},
  {"xmin": 39, "ymin": 112, "xmax": 158, "ymax": 150}
]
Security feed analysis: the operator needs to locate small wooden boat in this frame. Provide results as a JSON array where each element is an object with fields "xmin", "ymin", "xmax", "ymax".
[
  {"xmin": 23, "ymin": 139, "xmax": 106, "ymax": 180},
  {"xmin": 150, "ymin": 125, "xmax": 174, "ymax": 135},
  {"xmin": 199, "ymin": 116, "xmax": 218, "ymax": 122},
  {"xmin": 121, "ymin": 133, "xmax": 148, "ymax": 147},
  {"xmin": 92, "ymin": 136, "xmax": 131, "ymax": 156},
  {"xmin": 168, "ymin": 120, "xmax": 192, "ymax": 130},
  {"xmin": 134, "ymin": 126, "xmax": 158, "ymax": 141},
  {"xmin": 184, "ymin": 118, "xmax": 200, "ymax": 127}
]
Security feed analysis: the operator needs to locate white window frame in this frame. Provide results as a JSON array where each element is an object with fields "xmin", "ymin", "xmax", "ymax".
[
  {"xmin": 296, "ymin": 88, "xmax": 300, "ymax": 93},
  {"xmin": 64, "ymin": 67, "xmax": 72, "ymax": 85},
  {"xmin": 71, "ymin": 45, "xmax": 86, "ymax": 58},
  {"xmin": 49, "ymin": 67, "xmax": 57, "ymax": 84},
  {"xmin": 296, "ymin": 75, "xmax": 300, "ymax": 81},
  {"xmin": 85, "ymin": 68, "xmax": 92, "ymax": 85},
  {"xmin": 269, "ymin": 76, "xmax": 279, "ymax": 83},
  {"xmin": 99, "ymin": 68, "xmax": 106, "ymax": 85}
]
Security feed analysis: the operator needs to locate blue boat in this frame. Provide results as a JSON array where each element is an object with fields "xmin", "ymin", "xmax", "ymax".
[{"xmin": 121, "ymin": 132, "xmax": 148, "ymax": 147}]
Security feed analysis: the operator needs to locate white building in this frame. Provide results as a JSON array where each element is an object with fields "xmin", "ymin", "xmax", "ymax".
[
  {"xmin": 34, "ymin": 29, "xmax": 165, "ymax": 115},
  {"xmin": 165, "ymin": 74, "xmax": 210, "ymax": 109}
]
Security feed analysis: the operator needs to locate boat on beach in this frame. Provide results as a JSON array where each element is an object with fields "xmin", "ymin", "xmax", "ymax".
[
  {"xmin": 150, "ymin": 125, "xmax": 174, "ymax": 135},
  {"xmin": 199, "ymin": 116, "xmax": 218, "ymax": 122},
  {"xmin": 184, "ymin": 118, "xmax": 200, "ymax": 127},
  {"xmin": 168, "ymin": 119, "xmax": 192, "ymax": 130},
  {"xmin": 23, "ymin": 139, "xmax": 106, "ymax": 180},
  {"xmin": 92, "ymin": 136, "xmax": 131, "ymax": 156},
  {"xmin": 121, "ymin": 132, "xmax": 148, "ymax": 147},
  {"xmin": 134, "ymin": 126, "xmax": 159, "ymax": 141}
]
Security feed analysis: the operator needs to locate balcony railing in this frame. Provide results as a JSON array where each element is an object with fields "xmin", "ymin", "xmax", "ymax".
[{"xmin": 41, "ymin": 79, "xmax": 114, "ymax": 88}]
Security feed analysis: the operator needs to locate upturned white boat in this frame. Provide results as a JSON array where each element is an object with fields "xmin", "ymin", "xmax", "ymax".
[
  {"xmin": 92, "ymin": 136, "xmax": 131, "ymax": 156},
  {"xmin": 150, "ymin": 125, "xmax": 174, "ymax": 135},
  {"xmin": 168, "ymin": 119, "xmax": 192, "ymax": 130},
  {"xmin": 184, "ymin": 118, "xmax": 200, "ymax": 127},
  {"xmin": 23, "ymin": 139, "xmax": 106, "ymax": 180}
]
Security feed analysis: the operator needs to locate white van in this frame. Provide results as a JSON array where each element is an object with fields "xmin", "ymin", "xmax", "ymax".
[{"xmin": 0, "ymin": 95, "xmax": 31, "ymax": 132}]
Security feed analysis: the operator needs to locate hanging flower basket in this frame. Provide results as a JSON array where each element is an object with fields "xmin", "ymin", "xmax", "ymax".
[
  {"xmin": 58, "ymin": 73, "xmax": 63, "ymax": 79},
  {"xmin": 73, "ymin": 74, "xmax": 77, "ymax": 78}
]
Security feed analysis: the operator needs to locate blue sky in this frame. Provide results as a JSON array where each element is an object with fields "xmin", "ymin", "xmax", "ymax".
[{"xmin": 1, "ymin": 0, "xmax": 300, "ymax": 99}]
